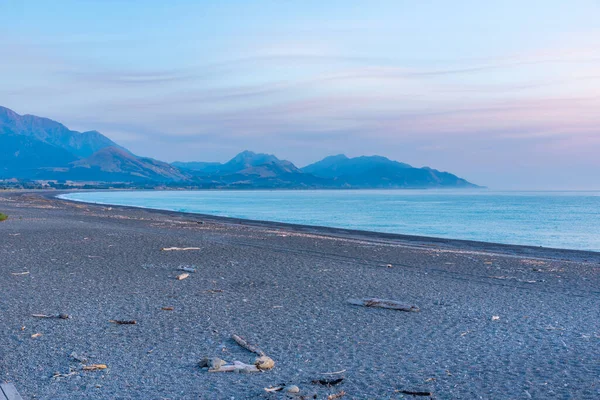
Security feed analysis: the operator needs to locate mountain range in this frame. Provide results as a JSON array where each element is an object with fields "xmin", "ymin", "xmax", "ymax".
[{"xmin": 0, "ymin": 105, "xmax": 480, "ymax": 188}]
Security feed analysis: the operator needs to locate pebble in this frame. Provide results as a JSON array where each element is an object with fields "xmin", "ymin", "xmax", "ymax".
[
  {"xmin": 285, "ymin": 385, "xmax": 300, "ymax": 394},
  {"xmin": 255, "ymin": 356, "xmax": 275, "ymax": 370}
]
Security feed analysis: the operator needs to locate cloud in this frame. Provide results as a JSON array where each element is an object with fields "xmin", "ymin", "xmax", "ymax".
[{"xmin": 2, "ymin": 32, "xmax": 600, "ymax": 187}]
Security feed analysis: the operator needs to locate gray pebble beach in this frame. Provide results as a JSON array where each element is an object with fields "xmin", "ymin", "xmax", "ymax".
[{"xmin": 1, "ymin": 192, "xmax": 599, "ymax": 399}]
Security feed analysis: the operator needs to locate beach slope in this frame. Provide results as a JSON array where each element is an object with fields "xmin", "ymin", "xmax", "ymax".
[{"xmin": 0, "ymin": 192, "xmax": 599, "ymax": 399}]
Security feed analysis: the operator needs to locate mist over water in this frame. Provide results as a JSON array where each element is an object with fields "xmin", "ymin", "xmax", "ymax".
[{"xmin": 61, "ymin": 190, "xmax": 600, "ymax": 252}]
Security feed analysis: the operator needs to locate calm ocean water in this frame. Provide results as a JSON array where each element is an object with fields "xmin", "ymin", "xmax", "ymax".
[{"xmin": 60, "ymin": 190, "xmax": 600, "ymax": 252}]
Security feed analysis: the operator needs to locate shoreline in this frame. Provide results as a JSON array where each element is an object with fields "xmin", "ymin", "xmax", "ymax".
[
  {"xmin": 1, "ymin": 191, "xmax": 599, "ymax": 399},
  {"xmin": 53, "ymin": 190, "xmax": 600, "ymax": 262}
]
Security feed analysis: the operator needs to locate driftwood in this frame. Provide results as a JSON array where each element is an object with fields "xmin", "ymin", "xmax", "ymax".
[
  {"xmin": 312, "ymin": 377, "xmax": 344, "ymax": 386},
  {"xmin": 327, "ymin": 391, "xmax": 346, "ymax": 399},
  {"xmin": 32, "ymin": 313, "xmax": 71, "ymax": 319},
  {"xmin": 231, "ymin": 334, "xmax": 275, "ymax": 370},
  {"xmin": 200, "ymin": 357, "xmax": 262, "ymax": 373},
  {"xmin": 176, "ymin": 273, "xmax": 190, "ymax": 281},
  {"xmin": 232, "ymin": 334, "xmax": 266, "ymax": 357},
  {"xmin": 161, "ymin": 247, "xmax": 201, "ymax": 251},
  {"xmin": 52, "ymin": 368, "xmax": 78, "ymax": 379},
  {"xmin": 109, "ymin": 320, "xmax": 137, "ymax": 325},
  {"xmin": 396, "ymin": 390, "xmax": 432, "ymax": 397},
  {"xmin": 348, "ymin": 298, "xmax": 420, "ymax": 312},
  {"xmin": 82, "ymin": 364, "xmax": 107, "ymax": 371},
  {"xmin": 208, "ymin": 361, "xmax": 259, "ymax": 373}
]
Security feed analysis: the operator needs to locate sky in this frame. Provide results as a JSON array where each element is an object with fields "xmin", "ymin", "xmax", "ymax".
[{"xmin": 1, "ymin": 0, "xmax": 600, "ymax": 189}]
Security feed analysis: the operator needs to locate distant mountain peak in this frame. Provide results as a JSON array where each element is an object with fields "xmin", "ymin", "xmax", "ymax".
[
  {"xmin": 0, "ymin": 105, "xmax": 188, "ymax": 183},
  {"xmin": 1, "ymin": 105, "xmax": 480, "ymax": 188},
  {"xmin": 302, "ymin": 154, "xmax": 477, "ymax": 188},
  {"xmin": 0, "ymin": 105, "xmax": 123, "ymax": 158},
  {"xmin": 321, "ymin": 154, "xmax": 349, "ymax": 161},
  {"xmin": 221, "ymin": 150, "xmax": 282, "ymax": 173},
  {"xmin": 230, "ymin": 150, "xmax": 275, "ymax": 161},
  {"xmin": 237, "ymin": 150, "xmax": 258, "ymax": 156}
]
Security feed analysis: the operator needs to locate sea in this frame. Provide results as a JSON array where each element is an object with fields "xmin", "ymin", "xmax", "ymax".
[{"xmin": 59, "ymin": 190, "xmax": 600, "ymax": 252}]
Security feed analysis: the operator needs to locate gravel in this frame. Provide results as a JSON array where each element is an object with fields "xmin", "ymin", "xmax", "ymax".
[{"xmin": 0, "ymin": 192, "xmax": 599, "ymax": 399}]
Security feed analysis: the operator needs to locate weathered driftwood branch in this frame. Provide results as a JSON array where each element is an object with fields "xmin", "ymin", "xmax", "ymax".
[
  {"xmin": 232, "ymin": 334, "xmax": 266, "ymax": 357},
  {"xmin": 348, "ymin": 298, "xmax": 420, "ymax": 312},
  {"xmin": 312, "ymin": 377, "xmax": 344, "ymax": 386},
  {"xmin": 231, "ymin": 334, "xmax": 275, "ymax": 370},
  {"xmin": 397, "ymin": 390, "xmax": 432, "ymax": 396},
  {"xmin": 209, "ymin": 361, "xmax": 260, "ymax": 373},
  {"xmin": 109, "ymin": 319, "xmax": 137, "ymax": 325},
  {"xmin": 202, "ymin": 359, "xmax": 260, "ymax": 373},
  {"xmin": 82, "ymin": 364, "xmax": 107, "ymax": 371},
  {"xmin": 32, "ymin": 313, "xmax": 71, "ymax": 319}
]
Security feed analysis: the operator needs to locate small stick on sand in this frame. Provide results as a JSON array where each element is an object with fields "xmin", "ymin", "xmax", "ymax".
[
  {"xmin": 231, "ymin": 334, "xmax": 266, "ymax": 357},
  {"xmin": 161, "ymin": 247, "xmax": 201, "ymax": 251},
  {"xmin": 348, "ymin": 298, "xmax": 420, "ymax": 312},
  {"xmin": 312, "ymin": 377, "xmax": 344, "ymax": 386},
  {"xmin": 109, "ymin": 320, "xmax": 137, "ymax": 325},
  {"xmin": 264, "ymin": 386, "xmax": 284, "ymax": 392},
  {"xmin": 327, "ymin": 391, "xmax": 346, "ymax": 399},
  {"xmin": 82, "ymin": 364, "xmax": 108, "ymax": 371},
  {"xmin": 32, "ymin": 313, "xmax": 70, "ymax": 319},
  {"xmin": 396, "ymin": 390, "xmax": 432, "ymax": 397},
  {"xmin": 53, "ymin": 369, "xmax": 78, "ymax": 379}
]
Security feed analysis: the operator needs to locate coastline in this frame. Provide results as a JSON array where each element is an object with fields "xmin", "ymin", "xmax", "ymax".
[
  {"xmin": 1, "ymin": 191, "xmax": 599, "ymax": 399},
  {"xmin": 55, "ymin": 190, "xmax": 600, "ymax": 262}
]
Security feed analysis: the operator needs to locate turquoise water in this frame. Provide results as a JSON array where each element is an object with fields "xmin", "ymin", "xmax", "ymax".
[{"xmin": 60, "ymin": 190, "xmax": 600, "ymax": 252}]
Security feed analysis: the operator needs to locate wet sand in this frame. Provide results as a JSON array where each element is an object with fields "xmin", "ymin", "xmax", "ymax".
[{"xmin": 1, "ymin": 191, "xmax": 599, "ymax": 399}]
